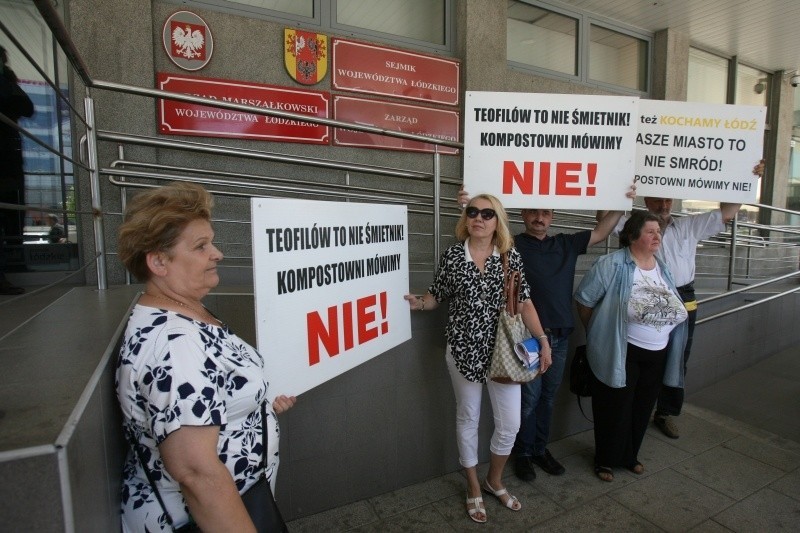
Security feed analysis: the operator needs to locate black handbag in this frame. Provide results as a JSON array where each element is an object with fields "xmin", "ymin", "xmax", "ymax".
[
  {"xmin": 569, "ymin": 345, "xmax": 592, "ymax": 397},
  {"xmin": 569, "ymin": 345, "xmax": 593, "ymax": 422},
  {"xmin": 127, "ymin": 401, "xmax": 287, "ymax": 532}
]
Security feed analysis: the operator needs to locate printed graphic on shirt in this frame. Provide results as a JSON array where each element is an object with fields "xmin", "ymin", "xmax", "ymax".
[{"xmin": 629, "ymin": 268, "xmax": 688, "ymax": 330}]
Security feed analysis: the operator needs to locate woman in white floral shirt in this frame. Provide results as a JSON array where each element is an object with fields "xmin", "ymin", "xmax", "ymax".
[{"xmin": 116, "ymin": 182, "xmax": 295, "ymax": 532}]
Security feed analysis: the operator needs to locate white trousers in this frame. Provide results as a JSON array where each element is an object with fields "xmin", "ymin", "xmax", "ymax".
[{"xmin": 445, "ymin": 346, "xmax": 521, "ymax": 468}]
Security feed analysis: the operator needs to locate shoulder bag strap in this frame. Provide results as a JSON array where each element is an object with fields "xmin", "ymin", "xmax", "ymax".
[
  {"xmin": 124, "ymin": 402, "xmax": 268, "ymax": 532},
  {"xmin": 501, "ymin": 252, "xmax": 521, "ymax": 315},
  {"xmin": 124, "ymin": 428, "xmax": 178, "ymax": 529},
  {"xmin": 260, "ymin": 400, "xmax": 268, "ymax": 472}
]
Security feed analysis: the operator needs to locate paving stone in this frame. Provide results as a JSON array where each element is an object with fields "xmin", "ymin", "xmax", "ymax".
[
  {"xmin": 627, "ymin": 433, "xmax": 693, "ymax": 477},
  {"xmin": 769, "ymin": 468, "xmax": 800, "ymax": 503},
  {"xmin": 534, "ymin": 495, "xmax": 658, "ymax": 532},
  {"xmin": 529, "ymin": 449, "xmax": 635, "ymax": 510},
  {"xmin": 672, "ymin": 446, "xmax": 784, "ymax": 500},
  {"xmin": 368, "ymin": 472, "xmax": 463, "ymax": 519},
  {"xmin": 647, "ymin": 411, "xmax": 739, "ymax": 455},
  {"xmin": 687, "ymin": 519, "xmax": 736, "ymax": 532},
  {"xmin": 722, "ymin": 434, "xmax": 800, "ymax": 472},
  {"xmin": 713, "ymin": 487, "xmax": 800, "ymax": 531},
  {"xmin": 347, "ymin": 503, "xmax": 455, "ymax": 532},
  {"xmin": 610, "ymin": 468, "xmax": 735, "ymax": 532},
  {"xmin": 285, "ymin": 500, "xmax": 378, "ymax": 533}
]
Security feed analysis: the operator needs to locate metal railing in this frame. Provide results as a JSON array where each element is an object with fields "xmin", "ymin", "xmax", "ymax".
[
  {"xmin": 11, "ymin": 0, "xmax": 800, "ymax": 313},
  {"xmin": 697, "ymin": 270, "xmax": 800, "ymax": 324}
]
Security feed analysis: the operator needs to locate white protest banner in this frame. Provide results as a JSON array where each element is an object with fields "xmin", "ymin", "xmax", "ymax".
[
  {"xmin": 635, "ymin": 99, "xmax": 765, "ymax": 202},
  {"xmin": 463, "ymin": 91, "xmax": 638, "ymax": 210},
  {"xmin": 251, "ymin": 199, "xmax": 410, "ymax": 396}
]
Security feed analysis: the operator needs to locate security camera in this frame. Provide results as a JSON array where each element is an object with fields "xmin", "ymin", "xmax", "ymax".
[{"xmin": 792, "ymin": 74, "xmax": 800, "ymax": 87}]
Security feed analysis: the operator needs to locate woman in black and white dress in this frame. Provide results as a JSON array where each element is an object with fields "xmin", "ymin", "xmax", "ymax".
[{"xmin": 405, "ymin": 194, "xmax": 551, "ymax": 524}]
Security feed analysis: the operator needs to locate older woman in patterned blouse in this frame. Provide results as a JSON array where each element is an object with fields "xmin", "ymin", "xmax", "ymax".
[
  {"xmin": 116, "ymin": 182, "xmax": 295, "ymax": 532},
  {"xmin": 405, "ymin": 194, "xmax": 551, "ymax": 524}
]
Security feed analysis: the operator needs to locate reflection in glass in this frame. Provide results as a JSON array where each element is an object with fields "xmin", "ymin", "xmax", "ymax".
[
  {"xmin": 688, "ymin": 48, "xmax": 728, "ymax": 104},
  {"xmin": 225, "ymin": 0, "xmax": 313, "ymax": 17},
  {"xmin": 589, "ymin": 25, "xmax": 647, "ymax": 91},
  {"xmin": 736, "ymin": 64, "xmax": 768, "ymax": 107},
  {"xmin": 337, "ymin": 0, "xmax": 445, "ymax": 45},
  {"xmin": 786, "ymin": 90, "xmax": 800, "ymax": 224},
  {"xmin": 507, "ymin": 2, "xmax": 577, "ymax": 76},
  {"xmin": 1, "ymin": 0, "xmax": 76, "ymax": 259}
]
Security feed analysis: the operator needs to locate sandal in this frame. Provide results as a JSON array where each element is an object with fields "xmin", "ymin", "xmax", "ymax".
[
  {"xmin": 481, "ymin": 479, "xmax": 522, "ymax": 511},
  {"xmin": 628, "ymin": 462, "xmax": 644, "ymax": 475},
  {"xmin": 594, "ymin": 465, "xmax": 614, "ymax": 482},
  {"xmin": 466, "ymin": 494, "xmax": 487, "ymax": 523}
]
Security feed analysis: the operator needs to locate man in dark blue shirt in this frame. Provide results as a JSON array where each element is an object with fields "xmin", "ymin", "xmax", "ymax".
[{"xmin": 511, "ymin": 206, "xmax": 629, "ymax": 479}]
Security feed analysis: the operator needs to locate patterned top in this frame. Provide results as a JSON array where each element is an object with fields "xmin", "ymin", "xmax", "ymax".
[
  {"xmin": 116, "ymin": 305, "xmax": 279, "ymax": 532},
  {"xmin": 627, "ymin": 264, "xmax": 688, "ymax": 350},
  {"xmin": 428, "ymin": 240, "xmax": 531, "ymax": 383}
]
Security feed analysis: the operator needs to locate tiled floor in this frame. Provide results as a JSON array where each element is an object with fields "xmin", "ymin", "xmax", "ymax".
[
  {"xmin": 286, "ymin": 347, "xmax": 800, "ymax": 532},
  {"xmin": 4, "ymin": 287, "xmax": 796, "ymax": 531}
]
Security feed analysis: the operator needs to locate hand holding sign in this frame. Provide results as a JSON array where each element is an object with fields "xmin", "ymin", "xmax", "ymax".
[
  {"xmin": 635, "ymin": 100, "xmax": 765, "ymax": 202},
  {"xmin": 252, "ymin": 199, "xmax": 411, "ymax": 396},
  {"xmin": 463, "ymin": 92, "xmax": 638, "ymax": 210}
]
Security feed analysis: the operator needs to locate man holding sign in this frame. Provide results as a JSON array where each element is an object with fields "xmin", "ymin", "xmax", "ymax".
[
  {"xmin": 601, "ymin": 160, "xmax": 762, "ymax": 439},
  {"xmin": 616, "ymin": 97, "xmax": 765, "ymax": 439},
  {"xmin": 618, "ymin": 197, "xmax": 738, "ymax": 438}
]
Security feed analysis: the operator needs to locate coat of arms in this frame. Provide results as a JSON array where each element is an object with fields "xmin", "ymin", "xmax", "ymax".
[
  {"xmin": 171, "ymin": 22, "xmax": 206, "ymax": 60},
  {"xmin": 162, "ymin": 11, "xmax": 213, "ymax": 71},
  {"xmin": 285, "ymin": 28, "xmax": 328, "ymax": 85}
]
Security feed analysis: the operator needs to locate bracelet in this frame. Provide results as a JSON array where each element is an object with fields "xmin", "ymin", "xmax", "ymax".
[
  {"xmin": 537, "ymin": 334, "xmax": 548, "ymax": 341},
  {"xmin": 417, "ymin": 296, "xmax": 425, "ymax": 311}
]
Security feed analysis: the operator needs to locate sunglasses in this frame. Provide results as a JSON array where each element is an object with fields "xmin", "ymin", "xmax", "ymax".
[{"xmin": 466, "ymin": 207, "xmax": 497, "ymax": 220}]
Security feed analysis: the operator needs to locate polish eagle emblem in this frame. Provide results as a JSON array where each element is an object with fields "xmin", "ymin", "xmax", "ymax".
[
  {"xmin": 172, "ymin": 25, "xmax": 205, "ymax": 60},
  {"xmin": 284, "ymin": 28, "xmax": 327, "ymax": 85}
]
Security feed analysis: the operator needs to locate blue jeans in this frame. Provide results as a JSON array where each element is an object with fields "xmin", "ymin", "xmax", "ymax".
[{"xmin": 513, "ymin": 334, "xmax": 569, "ymax": 457}]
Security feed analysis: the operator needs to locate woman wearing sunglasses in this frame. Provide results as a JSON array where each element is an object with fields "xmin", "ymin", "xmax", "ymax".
[{"xmin": 405, "ymin": 194, "xmax": 551, "ymax": 524}]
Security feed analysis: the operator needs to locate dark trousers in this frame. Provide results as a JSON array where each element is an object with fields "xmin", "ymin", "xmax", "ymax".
[
  {"xmin": 0, "ymin": 186, "xmax": 24, "ymax": 279},
  {"xmin": 656, "ymin": 283, "xmax": 697, "ymax": 417},
  {"xmin": 592, "ymin": 343, "xmax": 667, "ymax": 468}
]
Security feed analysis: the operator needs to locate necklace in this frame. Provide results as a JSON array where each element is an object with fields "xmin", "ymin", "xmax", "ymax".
[
  {"xmin": 635, "ymin": 263, "xmax": 664, "ymax": 288},
  {"xmin": 143, "ymin": 292, "xmax": 222, "ymax": 326},
  {"xmin": 631, "ymin": 252, "xmax": 656, "ymax": 270}
]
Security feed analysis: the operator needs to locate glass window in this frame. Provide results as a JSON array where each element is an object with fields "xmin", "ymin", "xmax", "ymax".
[
  {"xmin": 507, "ymin": 2, "xmax": 577, "ymax": 76},
  {"xmin": 507, "ymin": 1, "xmax": 650, "ymax": 92},
  {"xmin": 336, "ymin": 0, "xmax": 445, "ymax": 45},
  {"xmin": 191, "ymin": 1, "xmax": 451, "ymax": 49},
  {"xmin": 736, "ymin": 64, "xmax": 769, "ymax": 107},
  {"xmin": 589, "ymin": 24, "xmax": 647, "ymax": 91},
  {"xmin": 208, "ymin": 0, "xmax": 314, "ymax": 18},
  {"xmin": 687, "ymin": 48, "xmax": 728, "ymax": 103},
  {"xmin": 786, "ymin": 90, "xmax": 800, "ymax": 225},
  {"xmin": 1, "ymin": 0, "xmax": 76, "ymax": 254}
]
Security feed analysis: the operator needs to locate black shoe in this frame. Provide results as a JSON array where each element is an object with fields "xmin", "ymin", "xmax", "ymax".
[
  {"xmin": 513, "ymin": 456, "xmax": 536, "ymax": 481},
  {"xmin": 0, "ymin": 280, "xmax": 24, "ymax": 295},
  {"xmin": 531, "ymin": 449, "xmax": 565, "ymax": 476}
]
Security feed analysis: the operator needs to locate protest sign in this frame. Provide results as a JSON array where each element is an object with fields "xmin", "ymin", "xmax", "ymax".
[
  {"xmin": 463, "ymin": 91, "xmax": 638, "ymax": 210},
  {"xmin": 251, "ymin": 199, "xmax": 410, "ymax": 396},
  {"xmin": 635, "ymin": 100, "xmax": 765, "ymax": 202}
]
